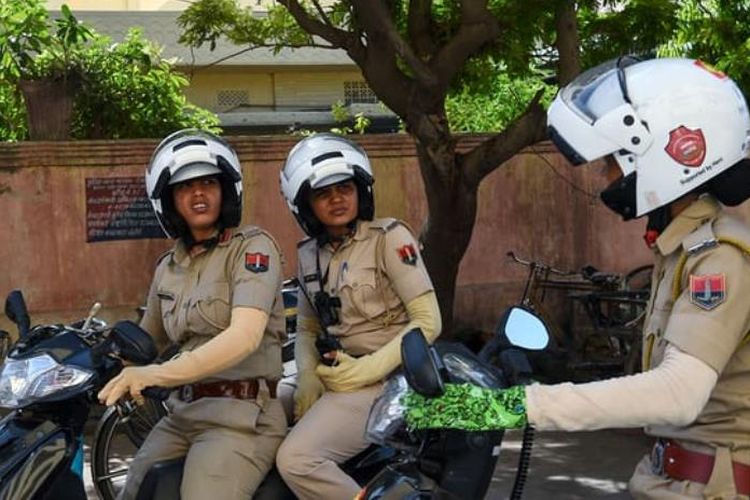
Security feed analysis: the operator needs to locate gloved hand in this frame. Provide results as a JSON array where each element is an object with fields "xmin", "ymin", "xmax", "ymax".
[
  {"xmin": 294, "ymin": 370, "xmax": 326, "ymax": 421},
  {"xmin": 316, "ymin": 351, "xmax": 392, "ymax": 392},
  {"xmin": 98, "ymin": 364, "xmax": 165, "ymax": 406},
  {"xmin": 403, "ymin": 383, "xmax": 528, "ymax": 430}
]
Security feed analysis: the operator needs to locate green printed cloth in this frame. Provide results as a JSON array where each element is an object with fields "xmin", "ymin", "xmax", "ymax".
[{"xmin": 403, "ymin": 383, "xmax": 527, "ymax": 431}]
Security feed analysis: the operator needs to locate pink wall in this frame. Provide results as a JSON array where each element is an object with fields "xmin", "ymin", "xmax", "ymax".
[{"xmin": 3, "ymin": 135, "xmax": 741, "ymax": 335}]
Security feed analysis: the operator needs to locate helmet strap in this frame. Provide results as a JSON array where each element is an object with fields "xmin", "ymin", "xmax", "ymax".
[{"xmin": 643, "ymin": 206, "xmax": 672, "ymax": 248}]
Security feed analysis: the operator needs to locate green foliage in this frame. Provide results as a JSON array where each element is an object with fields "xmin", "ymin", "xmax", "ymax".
[
  {"xmin": 73, "ymin": 29, "xmax": 220, "ymax": 139},
  {"xmin": 0, "ymin": 3, "xmax": 219, "ymax": 141},
  {"xmin": 329, "ymin": 100, "xmax": 371, "ymax": 135},
  {"xmin": 658, "ymin": 1, "xmax": 750, "ymax": 98},
  {"xmin": 577, "ymin": 0, "xmax": 680, "ymax": 68},
  {"xmin": 0, "ymin": 0, "xmax": 93, "ymax": 81},
  {"xmin": 446, "ymin": 68, "xmax": 555, "ymax": 133}
]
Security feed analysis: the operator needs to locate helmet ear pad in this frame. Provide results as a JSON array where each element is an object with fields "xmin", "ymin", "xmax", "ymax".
[
  {"xmin": 708, "ymin": 158, "xmax": 750, "ymax": 207},
  {"xmin": 216, "ymin": 174, "xmax": 241, "ymax": 229},
  {"xmin": 600, "ymin": 172, "xmax": 638, "ymax": 221}
]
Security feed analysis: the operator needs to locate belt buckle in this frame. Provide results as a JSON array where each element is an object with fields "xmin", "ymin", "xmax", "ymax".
[
  {"xmin": 180, "ymin": 384, "xmax": 194, "ymax": 403},
  {"xmin": 651, "ymin": 439, "xmax": 666, "ymax": 476}
]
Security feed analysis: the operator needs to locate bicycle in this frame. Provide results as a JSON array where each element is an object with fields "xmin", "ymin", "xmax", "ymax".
[{"xmin": 506, "ymin": 251, "xmax": 651, "ymax": 382}]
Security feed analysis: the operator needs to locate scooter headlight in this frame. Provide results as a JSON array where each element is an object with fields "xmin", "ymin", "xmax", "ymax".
[
  {"xmin": 364, "ymin": 373, "xmax": 409, "ymax": 445},
  {"xmin": 0, "ymin": 354, "xmax": 93, "ymax": 408}
]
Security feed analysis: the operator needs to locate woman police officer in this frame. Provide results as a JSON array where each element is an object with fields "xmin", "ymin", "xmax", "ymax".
[
  {"xmin": 98, "ymin": 129, "xmax": 287, "ymax": 500},
  {"xmin": 275, "ymin": 133, "xmax": 442, "ymax": 499},
  {"xmin": 405, "ymin": 58, "xmax": 750, "ymax": 499}
]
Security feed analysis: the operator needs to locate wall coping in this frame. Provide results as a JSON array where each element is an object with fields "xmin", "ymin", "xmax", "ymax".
[{"xmin": 0, "ymin": 134, "xmax": 558, "ymax": 168}]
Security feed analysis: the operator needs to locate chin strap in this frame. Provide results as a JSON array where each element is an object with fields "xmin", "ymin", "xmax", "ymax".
[{"xmin": 643, "ymin": 206, "xmax": 672, "ymax": 249}]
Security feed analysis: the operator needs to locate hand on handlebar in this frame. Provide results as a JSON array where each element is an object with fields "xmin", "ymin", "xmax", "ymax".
[
  {"xmin": 98, "ymin": 364, "xmax": 165, "ymax": 407},
  {"xmin": 404, "ymin": 383, "xmax": 528, "ymax": 431}
]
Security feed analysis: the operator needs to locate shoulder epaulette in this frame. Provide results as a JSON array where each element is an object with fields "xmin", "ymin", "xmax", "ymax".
[
  {"xmin": 233, "ymin": 225, "xmax": 264, "ymax": 240},
  {"xmin": 368, "ymin": 217, "xmax": 400, "ymax": 233},
  {"xmin": 297, "ymin": 236, "xmax": 314, "ymax": 249}
]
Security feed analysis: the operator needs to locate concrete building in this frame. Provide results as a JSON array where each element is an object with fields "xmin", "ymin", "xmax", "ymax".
[{"xmin": 47, "ymin": 1, "xmax": 398, "ymax": 133}]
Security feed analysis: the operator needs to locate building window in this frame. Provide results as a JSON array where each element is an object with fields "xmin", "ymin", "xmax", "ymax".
[
  {"xmin": 344, "ymin": 81, "xmax": 378, "ymax": 104},
  {"xmin": 217, "ymin": 90, "xmax": 249, "ymax": 111}
]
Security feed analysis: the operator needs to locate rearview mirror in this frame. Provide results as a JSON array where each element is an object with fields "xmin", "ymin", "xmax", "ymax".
[
  {"xmin": 5, "ymin": 290, "xmax": 30, "ymax": 339},
  {"xmin": 400, "ymin": 328, "xmax": 444, "ymax": 397},
  {"xmin": 110, "ymin": 320, "xmax": 158, "ymax": 365},
  {"xmin": 498, "ymin": 307, "xmax": 549, "ymax": 351}
]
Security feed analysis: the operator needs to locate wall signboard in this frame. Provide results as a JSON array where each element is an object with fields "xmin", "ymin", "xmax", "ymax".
[{"xmin": 86, "ymin": 177, "xmax": 166, "ymax": 242}]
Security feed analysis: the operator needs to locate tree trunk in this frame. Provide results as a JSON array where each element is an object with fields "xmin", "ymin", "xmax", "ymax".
[
  {"xmin": 555, "ymin": 0, "xmax": 581, "ymax": 86},
  {"xmin": 415, "ymin": 143, "xmax": 478, "ymax": 337}
]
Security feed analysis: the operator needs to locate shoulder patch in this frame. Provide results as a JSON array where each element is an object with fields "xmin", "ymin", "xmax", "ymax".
[
  {"xmin": 689, "ymin": 274, "xmax": 726, "ymax": 310},
  {"xmin": 245, "ymin": 252, "xmax": 269, "ymax": 273},
  {"xmin": 397, "ymin": 244, "xmax": 419, "ymax": 266}
]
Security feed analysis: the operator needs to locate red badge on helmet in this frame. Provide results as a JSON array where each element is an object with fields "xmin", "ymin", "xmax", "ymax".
[
  {"xmin": 245, "ymin": 252, "xmax": 269, "ymax": 273},
  {"xmin": 397, "ymin": 244, "xmax": 418, "ymax": 266},
  {"xmin": 689, "ymin": 274, "xmax": 725, "ymax": 311},
  {"xmin": 665, "ymin": 126, "xmax": 706, "ymax": 167}
]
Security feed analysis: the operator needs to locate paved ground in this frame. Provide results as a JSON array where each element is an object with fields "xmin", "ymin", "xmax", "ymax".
[{"xmin": 82, "ymin": 426, "xmax": 652, "ymax": 499}]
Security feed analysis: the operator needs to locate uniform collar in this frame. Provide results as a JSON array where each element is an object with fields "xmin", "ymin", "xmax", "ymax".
[
  {"xmin": 655, "ymin": 195, "xmax": 721, "ymax": 256},
  {"xmin": 171, "ymin": 228, "xmax": 231, "ymax": 264},
  {"xmin": 352, "ymin": 219, "xmax": 370, "ymax": 241}
]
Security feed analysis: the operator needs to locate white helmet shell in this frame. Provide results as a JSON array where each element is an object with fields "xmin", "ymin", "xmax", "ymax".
[
  {"xmin": 548, "ymin": 57, "xmax": 750, "ymax": 217},
  {"xmin": 146, "ymin": 129, "xmax": 243, "ymax": 238},
  {"xmin": 280, "ymin": 133, "xmax": 372, "ymax": 213}
]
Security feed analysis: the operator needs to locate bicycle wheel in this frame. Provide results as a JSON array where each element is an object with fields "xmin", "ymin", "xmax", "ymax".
[
  {"xmin": 623, "ymin": 264, "xmax": 654, "ymax": 291},
  {"xmin": 91, "ymin": 401, "xmax": 165, "ymax": 500}
]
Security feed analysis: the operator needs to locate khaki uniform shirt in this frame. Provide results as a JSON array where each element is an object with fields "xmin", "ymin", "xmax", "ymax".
[
  {"xmin": 643, "ymin": 196, "xmax": 750, "ymax": 452},
  {"xmin": 296, "ymin": 218, "xmax": 433, "ymax": 356},
  {"xmin": 140, "ymin": 225, "xmax": 285, "ymax": 382}
]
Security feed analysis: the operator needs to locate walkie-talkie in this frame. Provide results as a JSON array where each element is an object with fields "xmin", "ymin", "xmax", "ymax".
[{"xmin": 313, "ymin": 291, "xmax": 343, "ymax": 366}]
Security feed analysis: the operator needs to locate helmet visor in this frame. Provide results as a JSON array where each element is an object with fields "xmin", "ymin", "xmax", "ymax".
[{"xmin": 560, "ymin": 56, "xmax": 639, "ymax": 124}]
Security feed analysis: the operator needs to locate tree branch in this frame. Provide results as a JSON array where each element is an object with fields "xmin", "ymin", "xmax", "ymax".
[
  {"xmin": 279, "ymin": 0, "xmax": 358, "ymax": 50},
  {"xmin": 463, "ymin": 89, "xmax": 548, "ymax": 187},
  {"xmin": 351, "ymin": 0, "xmax": 437, "ymax": 87},
  {"xmin": 311, "ymin": 0, "xmax": 335, "ymax": 28},
  {"xmin": 554, "ymin": 0, "xmax": 581, "ymax": 86},
  {"xmin": 408, "ymin": 0, "xmax": 437, "ymax": 60},
  {"xmin": 432, "ymin": 0, "xmax": 500, "ymax": 91}
]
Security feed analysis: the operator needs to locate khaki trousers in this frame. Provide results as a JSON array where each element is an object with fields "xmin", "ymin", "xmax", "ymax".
[
  {"xmin": 276, "ymin": 384, "xmax": 382, "ymax": 500},
  {"xmin": 119, "ymin": 395, "xmax": 287, "ymax": 500},
  {"xmin": 629, "ymin": 453, "xmax": 750, "ymax": 500}
]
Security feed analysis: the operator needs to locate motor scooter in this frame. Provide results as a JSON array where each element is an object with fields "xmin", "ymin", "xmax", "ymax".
[
  {"xmin": 0, "ymin": 289, "xmax": 159, "ymax": 500},
  {"xmin": 356, "ymin": 306, "xmax": 551, "ymax": 499}
]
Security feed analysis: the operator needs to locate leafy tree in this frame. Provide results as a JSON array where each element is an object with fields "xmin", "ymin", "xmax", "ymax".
[
  {"xmin": 0, "ymin": 1, "xmax": 219, "ymax": 140},
  {"xmin": 178, "ymin": 0, "xmax": 682, "ymax": 333},
  {"xmin": 658, "ymin": 0, "xmax": 750, "ymax": 97},
  {"xmin": 73, "ymin": 29, "xmax": 220, "ymax": 139}
]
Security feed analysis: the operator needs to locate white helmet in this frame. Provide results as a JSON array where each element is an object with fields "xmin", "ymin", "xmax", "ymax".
[
  {"xmin": 280, "ymin": 133, "xmax": 374, "ymax": 236},
  {"xmin": 548, "ymin": 57, "xmax": 750, "ymax": 219},
  {"xmin": 146, "ymin": 129, "xmax": 243, "ymax": 238}
]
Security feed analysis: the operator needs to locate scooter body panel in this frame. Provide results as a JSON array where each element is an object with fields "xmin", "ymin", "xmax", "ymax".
[{"xmin": 0, "ymin": 414, "xmax": 85, "ymax": 500}]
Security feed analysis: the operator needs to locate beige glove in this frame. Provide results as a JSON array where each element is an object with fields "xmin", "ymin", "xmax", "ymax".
[
  {"xmin": 292, "ymin": 316, "xmax": 326, "ymax": 419},
  {"xmin": 316, "ymin": 291, "xmax": 441, "ymax": 392},
  {"xmin": 98, "ymin": 307, "xmax": 268, "ymax": 406}
]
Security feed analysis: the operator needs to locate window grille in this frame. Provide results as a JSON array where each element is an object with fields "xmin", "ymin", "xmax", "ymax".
[
  {"xmin": 344, "ymin": 81, "xmax": 378, "ymax": 104},
  {"xmin": 217, "ymin": 90, "xmax": 249, "ymax": 111}
]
